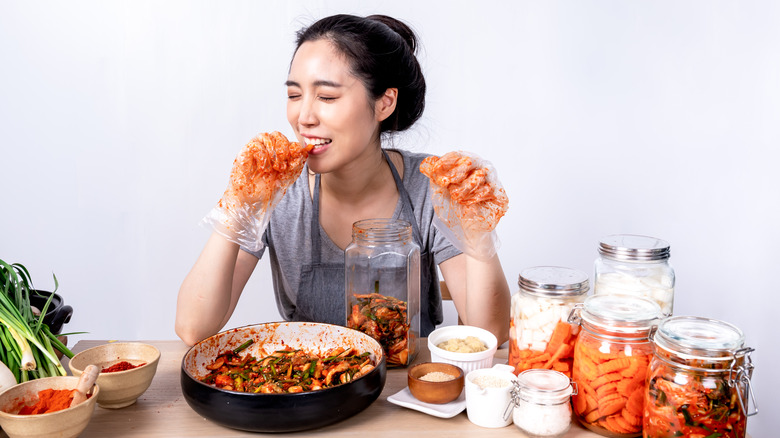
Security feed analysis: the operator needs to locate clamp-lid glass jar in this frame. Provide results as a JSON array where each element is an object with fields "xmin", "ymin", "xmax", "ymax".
[
  {"xmin": 345, "ymin": 218, "xmax": 420, "ymax": 367},
  {"xmin": 509, "ymin": 266, "xmax": 589, "ymax": 377},
  {"xmin": 593, "ymin": 234, "xmax": 675, "ymax": 316},
  {"xmin": 510, "ymin": 369, "xmax": 576, "ymax": 437},
  {"xmin": 644, "ymin": 316, "xmax": 757, "ymax": 438},
  {"xmin": 568, "ymin": 294, "xmax": 662, "ymax": 437}
]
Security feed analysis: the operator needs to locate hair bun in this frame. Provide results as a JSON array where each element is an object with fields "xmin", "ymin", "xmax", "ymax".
[{"xmin": 367, "ymin": 14, "xmax": 417, "ymax": 53}]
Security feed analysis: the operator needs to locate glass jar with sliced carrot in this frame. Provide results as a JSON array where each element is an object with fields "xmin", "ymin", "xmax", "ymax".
[
  {"xmin": 509, "ymin": 266, "xmax": 590, "ymax": 378},
  {"xmin": 644, "ymin": 316, "xmax": 757, "ymax": 438},
  {"xmin": 568, "ymin": 294, "xmax": 662, "ymax": 437}
]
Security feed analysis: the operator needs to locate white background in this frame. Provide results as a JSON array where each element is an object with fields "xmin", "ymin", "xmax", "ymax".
[{"xmin": 1, "ymin": 1, "xmax": 777, "ymax": 435}]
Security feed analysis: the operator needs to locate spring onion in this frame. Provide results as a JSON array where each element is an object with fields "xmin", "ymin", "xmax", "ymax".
[{"xmin": 0, "ymin": 259, "xmax": 76, "ymax": 383}]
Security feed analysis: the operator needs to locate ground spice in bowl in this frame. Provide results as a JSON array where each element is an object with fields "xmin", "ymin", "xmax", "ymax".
[
  {"xmin": 101, "ymin": 361, "xmax": 145, "ymax": 373},
  {"xmin": 17, "ymin": 389, "xmax": 74, "ymax": 415},
  {"xmin": 419, "ymin": 371, "xmax": 456, "ymax": 382}
]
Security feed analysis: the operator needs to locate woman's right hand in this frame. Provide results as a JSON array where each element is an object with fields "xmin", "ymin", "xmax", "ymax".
[{"xmin": 202, "ymin": 132, "xmax": 310, "ymax": 252}]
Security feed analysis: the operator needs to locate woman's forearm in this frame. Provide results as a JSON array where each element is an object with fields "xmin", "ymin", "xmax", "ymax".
[
  {"xmin": 175, "ymin": 233, "xmax": 247, "ymax": 345},
  {"xmin": 463, "ymin": 254, "xmax": 511, "ymax": 344},
  {"xmin": 440, "ymin": 254, "xmax": 511, "ymax": 344}
]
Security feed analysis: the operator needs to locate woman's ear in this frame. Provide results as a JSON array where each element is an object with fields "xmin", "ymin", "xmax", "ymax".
[{"xmin": 375, "ymin": 88, "xmax": 398, "ymax": 122}]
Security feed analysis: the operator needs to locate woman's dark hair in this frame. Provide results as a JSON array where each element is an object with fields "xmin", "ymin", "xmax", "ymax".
[{"xmin": 294, "ymin": 14, "xmax": 426, "ymax": 133}]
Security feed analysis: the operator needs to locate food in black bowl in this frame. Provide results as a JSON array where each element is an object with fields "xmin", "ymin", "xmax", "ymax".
[{"xmin": 181, "ymin": 322, "xmax": 387, "ymax": 433}]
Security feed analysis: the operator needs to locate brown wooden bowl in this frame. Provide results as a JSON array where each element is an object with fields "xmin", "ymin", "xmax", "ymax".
[{"xmin": 407, "ymin": 362, "xmax": 464, "ymax": 404}]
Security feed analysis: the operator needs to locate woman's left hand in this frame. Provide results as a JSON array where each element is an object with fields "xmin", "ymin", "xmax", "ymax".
[{"xmin": 420, "ymin": 151, "xmax": 509, "ymax": 260}]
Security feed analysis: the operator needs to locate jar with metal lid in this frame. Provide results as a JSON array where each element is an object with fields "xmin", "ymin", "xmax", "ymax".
[
  {"xmin": 345, "ymin": 218, "xmax": 420, "ymax": 367},
  {"xmin": 593, "ymin": 234, "xmax": 675, "ymax": 316},
  {"xmin": 509, "ymin": 266, "xmax": 590, "ymax": 377},
  {"xmin": 568, "ymin": 294, "xmax": 662, "ymax": 437},
  {"xmin": 644, "ymin": 316, "xmax": 757, "ymax": 438},
  {"xmin": 509, "ymin": 369, "xmax": 577, "ymax": 437}
]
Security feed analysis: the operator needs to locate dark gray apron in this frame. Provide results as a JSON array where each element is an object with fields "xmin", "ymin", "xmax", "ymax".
[{"xmin": 293, "ymin": 151, "xmax": 442, "ymax": 335}]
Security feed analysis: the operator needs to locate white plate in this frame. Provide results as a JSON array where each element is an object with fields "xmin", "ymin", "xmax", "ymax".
[{"xmin": 387, "ymin": 387, "xmax": 466, "ymax": 418}]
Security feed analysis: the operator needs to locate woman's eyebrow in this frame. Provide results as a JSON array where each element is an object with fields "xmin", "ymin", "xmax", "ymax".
[{"xmin": 285, "ymin": 79, "xmax": 342, "ymax": 88}]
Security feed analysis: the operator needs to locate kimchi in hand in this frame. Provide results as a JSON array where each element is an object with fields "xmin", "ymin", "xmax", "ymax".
[
  {"xmin": 202, "ymin": 131, "xmax": 312, "ymax": 251},
  {"xmin": 420, "ymin": 151, "xmax": 509, "ymax": 260}
]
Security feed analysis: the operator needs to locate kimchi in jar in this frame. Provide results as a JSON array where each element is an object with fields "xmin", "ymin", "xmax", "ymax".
[
  {"xmin": 345, "ymin": 219, "xmax": 420, "ymax": 367},
  {"xmin": 644, "ymin": 316, "xmax": 757, "ymax": 438}
]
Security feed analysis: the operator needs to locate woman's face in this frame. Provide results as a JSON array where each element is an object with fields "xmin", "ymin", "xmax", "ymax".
[{"xmin": 286, "ymin": 39, "xmax": 382, "ymax": 174}]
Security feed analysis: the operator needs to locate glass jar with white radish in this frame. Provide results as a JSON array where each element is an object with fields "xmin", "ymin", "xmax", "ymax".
[
  {"xmin": 508, "ymin": 266, "xmax": 589, "ymax": 378},
  {"xmin": 593, "ymin": 234, "xmax": 675, "ymax": 316}
]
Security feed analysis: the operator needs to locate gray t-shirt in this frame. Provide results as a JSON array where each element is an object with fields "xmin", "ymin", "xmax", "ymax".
[{"xmin": 242, "ymin": 149, "xmax": 461, "ymax": 324}]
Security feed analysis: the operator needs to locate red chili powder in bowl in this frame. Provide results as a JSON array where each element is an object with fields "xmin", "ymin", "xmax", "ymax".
[
  {"xmin": 101, "ymin": 361, "xmax": 145, "ymax": 373},
  {"xmin": 18, "ymin": 389, "xmax": 74, "ymax": 415}
]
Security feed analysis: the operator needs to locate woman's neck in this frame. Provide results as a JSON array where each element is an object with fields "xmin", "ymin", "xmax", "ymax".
[{"xmin": 321, "ymin": 146, "xmax": 394, "ymax": 204}]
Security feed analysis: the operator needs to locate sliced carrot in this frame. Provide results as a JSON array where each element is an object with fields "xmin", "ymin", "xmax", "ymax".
[
  {"xmin": 603, "ymin": 413, "xmax": 635, "ymax": 434},
  {"xmin": 584, "ymin": 409, "xmax": 601, "ymax": 424},
  {"xmin": 525, "ymin": 352, "xmax": 551, "ymax": 364},
  {"xmin": 542, "ymin": 343, "xmax": 570, "ymax": 369},
  {"xmin": 596, "ymin": 381, "xmax": 619, "ymax": 399},
  {"xmin": 621, "ymin": 407, "xmax": 642, "ymax": 426},
  {"xmin": 617, "ymin": 376, "xmax": 641, "ymax": 397},
  {"xmin": 573, "ymin": 390, "xmax": 588, "ymax": 414},
  {"xmin": 552, "ymin": 361, "xmax": 570, "ymax": 373},
  {"xmin": 597, "ymin": 392, "xmax": 624, "ymax": 413},
  {"xmin": 544, "ymin": 321, "xmax": 572, "ymax": 355},
  {"xmin": 597, "ymin": 357, "xmax": 631, "ymax": 375},
  {"xmin": 589, "ymin": 372, "xmax": 622, "ymax": 389},
  {"xmin": 625, "ymin": 387, "xmax": 645, "ymax": 417}
]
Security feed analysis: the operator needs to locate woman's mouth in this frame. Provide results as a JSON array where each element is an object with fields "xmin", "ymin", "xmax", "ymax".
[{"xmin": 304, "ymin": 137, "xmax": 332, "ymax": 153}]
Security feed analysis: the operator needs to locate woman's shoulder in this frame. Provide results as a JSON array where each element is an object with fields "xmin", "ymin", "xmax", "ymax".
[{"xmin": 392, "ymin": 149, "xmax": 433, "ymax": 181}]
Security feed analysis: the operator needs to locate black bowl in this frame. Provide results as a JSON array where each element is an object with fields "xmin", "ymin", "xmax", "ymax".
[
  {"xmin": 30, "ymin": 290, "xmax": 73, "ymax": 335},
  {"xmin": 181, "ymin": 322, "xmax": 387, "ymax": 433}
]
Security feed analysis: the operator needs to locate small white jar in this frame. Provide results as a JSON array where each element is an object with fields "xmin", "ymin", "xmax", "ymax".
[
  {"xmin": 464, "ymin": 364, "xmax": 516, "ymax": 428},
  {"xmin": 510, "ymin": 369, "xmax": 574, "ymax": 438}
]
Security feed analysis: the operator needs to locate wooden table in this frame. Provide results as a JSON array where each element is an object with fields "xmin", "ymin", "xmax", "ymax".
[{"xmin": 0, "ymin": 340, "xmax": 680, "ymax": 437}]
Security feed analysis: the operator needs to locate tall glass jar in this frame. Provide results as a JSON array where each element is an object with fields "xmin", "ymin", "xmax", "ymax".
[
  {"xmin": 644, "ymin": 316, "xmax": 757, "ymax": 438},
  {"xmin": 345, "ymin": 218, "xmax": 420, "ymax": 368},
  {"xmin": 593, "ymin": 234, "xmax": 675, "ymax": 316},
  {"xmin": 568, "ymin": 294, "xmax": 662, "ymax": 438},
  {"xmin": 509, "ymin": 266, "xmax": 589, "ymax": 378}
]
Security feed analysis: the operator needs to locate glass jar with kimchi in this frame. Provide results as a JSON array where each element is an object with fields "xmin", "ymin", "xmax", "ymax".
[
  {"xmin": 508, "ymin": 266, "xmax": 590, "ymax": 378},
  {"xmin": 593, "ymin": 234, "xmax": 675, "ymax": 316},
  {"xmin": 567, "ymin": 294, "xmax": 662, "ymax": 438},
  {"xmin": 345, "ymin": 219, "xmax": 420, "ymax": 368},
  {"xmin": 644, "ymin": 316, "xmax": 757, "ymax": 438}
]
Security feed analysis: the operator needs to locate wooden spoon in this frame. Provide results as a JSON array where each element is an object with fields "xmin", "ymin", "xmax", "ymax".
[{"xmin": 70, "ymin": 364, "xmax": 99, "ymax": 408}]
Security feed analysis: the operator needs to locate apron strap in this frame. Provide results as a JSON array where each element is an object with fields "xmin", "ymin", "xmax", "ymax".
[
  {"xmin": 382, "ymin": 150, "xmax": 424, "ymax": 246},
  {"xmin": 311, "ymin": 172, "xmax": 323, "ymax": 264}
]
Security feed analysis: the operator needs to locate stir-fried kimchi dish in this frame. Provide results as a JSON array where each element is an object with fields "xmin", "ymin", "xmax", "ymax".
[
  {"xmin": 219, "ymin": 131, "xmax": 313, "ymax": 211},
  {"xmin": 419, "ymin": 151, "xmax": 509, "ymax": 233},
  {"xmin": 348, "ymin": 293, "xmax": 411, "ymax": 367},
  {"xmin": 199, "ymin": 340, "xmax": 375, "ymax": 393}
]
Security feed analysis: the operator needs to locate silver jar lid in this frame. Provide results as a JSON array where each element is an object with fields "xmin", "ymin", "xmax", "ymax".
[
  {"xmin": 653, "ymin": 315, "xmax": 745, "ymax": 361},
  {"xmin": 513, "ymin": 369, "xmax": 574, "ymax": 405},
  {"xmin": 577, "ymin": 294, "xmax": 662, "ymax": 334},
  {"xmin": 518, "ymin": 266, "xmax": 590, "ymax": 298},
  {"xmin": 598, "ymin": 234, "xmax": 670, "ymax": 262}
]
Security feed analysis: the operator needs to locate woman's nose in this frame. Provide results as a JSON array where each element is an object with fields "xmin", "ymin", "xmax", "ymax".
[{"xmin": 297, "ymin": 98, "xmax": 317, "ymax": 127}]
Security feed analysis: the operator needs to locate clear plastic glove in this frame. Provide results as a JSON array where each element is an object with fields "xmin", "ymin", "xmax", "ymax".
[
  {"xmin": 201, "ymin": 132, "xmax": 311, "ymax": 252},
  {"xmin": 420, "ymin": 151, "xmax": 509, "ymax": 260}
]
